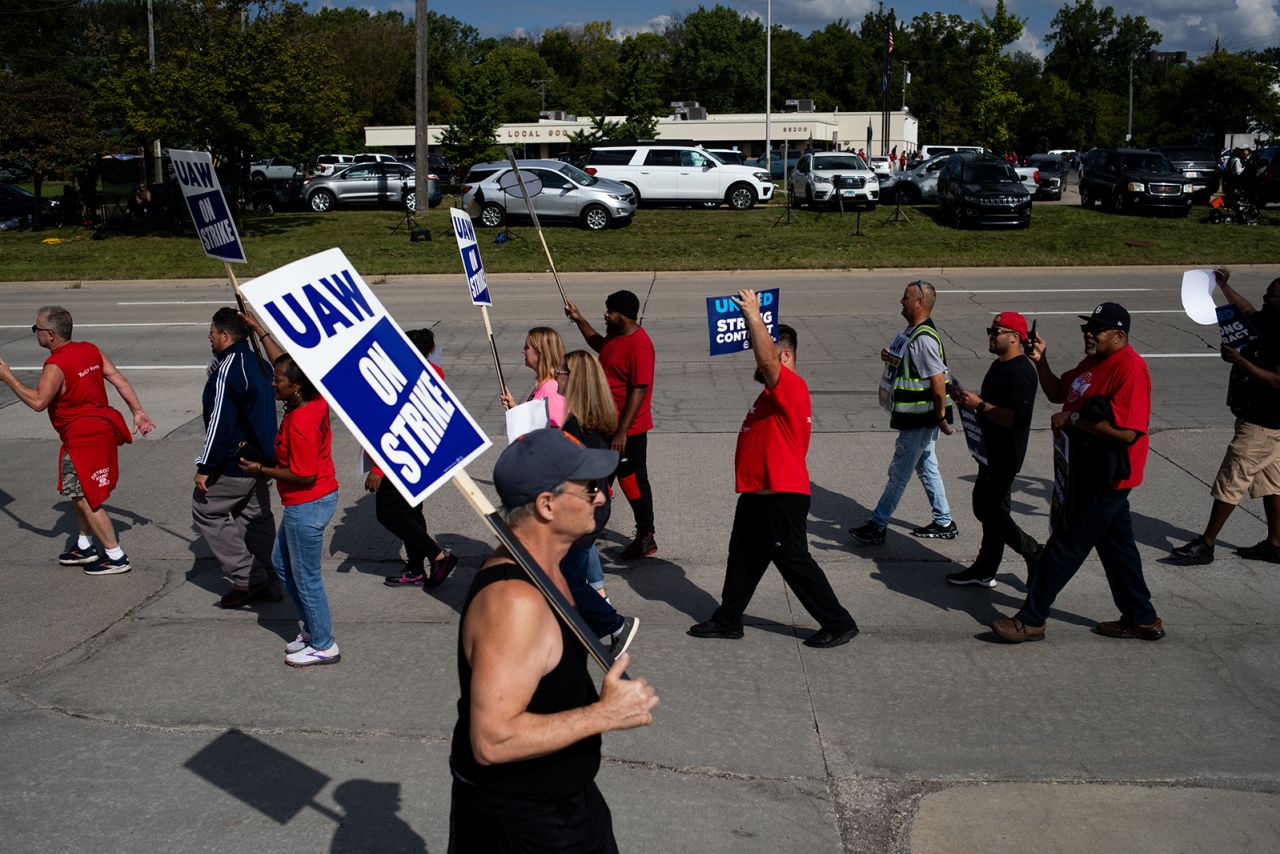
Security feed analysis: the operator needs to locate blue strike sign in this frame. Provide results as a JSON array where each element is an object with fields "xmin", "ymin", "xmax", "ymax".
[
  {"xmin": 450, "ymin": 208, "xmax": 492, "ymax": 306},
  {"xmin": 706, "ymin": 288, "xmax": 779, "ymax": 356},
  {"xmin": 241, "ymin": 249, "xmax": 492, "ymax": 505},
  {"xmin": 169, "ymin": 149, "xmax": 247, "ymax": 264}
]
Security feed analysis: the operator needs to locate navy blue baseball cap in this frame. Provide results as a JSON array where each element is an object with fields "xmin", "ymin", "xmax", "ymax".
[{"xmin": 493, "ymin": 428, "xmax": 619, "ymax": 508}]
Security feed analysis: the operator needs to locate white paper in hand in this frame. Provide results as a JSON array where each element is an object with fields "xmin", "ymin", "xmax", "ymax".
[
  {"xmin": 505, "ymin": 398, "xmax": 550, "ymax": 444},
  {"xmin": 1181, "ymin": 269, "xmax": 1219, "ymax": 326}
]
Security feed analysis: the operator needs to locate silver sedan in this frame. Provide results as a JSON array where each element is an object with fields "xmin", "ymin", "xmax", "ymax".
[{"xmin": 464, "ymin": 160, "xmax": 637, "ymax": 231}]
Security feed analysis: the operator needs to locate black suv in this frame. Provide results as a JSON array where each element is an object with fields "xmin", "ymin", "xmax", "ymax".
[
  {"xmin": 937, "ymin": 153, "xmax": 1031, "ymax": 228},
  {"xmin": 1079, "ymin": 148, "xmax": 1191, "ymax": 216},
  {"xmin": 1025, "ymin": 154, "xmax": 1068, "ymax": 201}
]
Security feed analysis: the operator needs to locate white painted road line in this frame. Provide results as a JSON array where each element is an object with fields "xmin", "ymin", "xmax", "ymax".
[
  {"xmin": 1143, "ymin": 353, "xmax": 1219, "ymax": 358},
  {"xmin": 0, "ymin": 323, "xmax": 206, "ymax": 329},
  {"xmin": 115, "ymin": 301, "xmax": 230, "ymax": 305},
  {"xmin": 942, "ymin": 288, "xmax": 1155, "ymax": 294},
  {"xmin": 1023, "ymin": 310, "xmax": 1184, "ymax": 315},
  {"xmin": 6, "ymin": 365, "xmax": 209, "ymax": 371}
]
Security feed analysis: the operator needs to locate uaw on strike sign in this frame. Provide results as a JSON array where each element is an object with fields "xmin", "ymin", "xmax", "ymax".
[
  {"xmin": 169, "ymin": 149, "xmax": 246, "ymax": 264},
  {"xmin": 240, "ymin": 249, "xmax": 491, "ymax": 505}
]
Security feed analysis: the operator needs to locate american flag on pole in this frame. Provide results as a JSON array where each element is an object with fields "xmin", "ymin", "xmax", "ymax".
[{"xmin": 888, "ymin": 30, "xmax": 894, "ymax": 54}]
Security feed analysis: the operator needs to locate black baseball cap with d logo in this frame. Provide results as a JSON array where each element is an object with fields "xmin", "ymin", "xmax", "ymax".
[{"xmin": 1079, "ymin": 302, "xmax": 1130, "ymax": 331}]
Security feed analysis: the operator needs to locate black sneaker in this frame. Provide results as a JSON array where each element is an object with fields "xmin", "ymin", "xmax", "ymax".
[
  {"xmin": 424, "ymin": 550, "xmax": 458, "ymax": 590},
  {"xmin": 803, "ymin": 625, "xmax": 859, "ymax": 648},
  {"xmin": 602, "ymin": 616, "xmax": 639, "ymax": 656},
  {"xmin": 848, "ymin": 521, "xmax": 886, "ymax": 545},
  {"xmin": 620, "ymin": 532, "xmax": 657, "ymax": 560},
  {"xmin": 84, "ymin": 553, "xmax": 131, "ymax": 576},
  {"xmin": 1236, "ymin": 540, "xmax": 1280, "ymax": 563},
  {"xmin": 945, "ymin": 566, "xmax": 997, "ymax": 588},
  {"xmin": 911, "ymin": 521, "xmax": 958, "ymax": 539},
  {"xmin": 384, "ymin": 565, "xmax": 426, "ymax": 587},
  {"xmin": 59, "ymin": 546, "xmax": 99, "ymax": 566},
  {"xmin": 1170, "ymin": 537, "xmax": 1215, "ymax": 565},
  {"xmin": 687, "ymin": 618, "xmax": 744, "ymax": 640}
]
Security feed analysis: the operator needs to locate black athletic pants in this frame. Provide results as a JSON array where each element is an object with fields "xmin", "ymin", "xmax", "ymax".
[
  {"xmin": 615, "ymin": 432, "xmax": 654, "ymax": 536},
  {"xmin": 448, "ymin": 779, "xmax": 618, "ymax": 854},
  {"xmin": 375, "ymin": 476, "xmax": 440, "ymax": 569},
  {"xmin": 712, "ymin": 492, "xmax": 856, "ymax": 632},
  {"xmin": 971, "ymin": 463, "xmax": 1039, "ymax": 575}
]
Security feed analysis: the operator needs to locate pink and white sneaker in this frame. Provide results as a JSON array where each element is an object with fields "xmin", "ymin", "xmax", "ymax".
[{"xmin": 285, "ymin": 642, "xmax": 340, "ymax": 668}]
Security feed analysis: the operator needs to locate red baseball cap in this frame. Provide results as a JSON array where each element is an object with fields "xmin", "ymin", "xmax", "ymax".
[{"xmin": 993, "ymin": 311, "xmax": 1029, "ymax": 339}]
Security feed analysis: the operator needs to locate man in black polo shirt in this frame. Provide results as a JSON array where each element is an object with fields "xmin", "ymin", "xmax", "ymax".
[
  {"xmin": 1171, "ymin": 270, "xmax": 1280, "ymax": 565},
  {"xmin": 947, "ymin": 311, "xmax": 1041, "ymax": 586}
]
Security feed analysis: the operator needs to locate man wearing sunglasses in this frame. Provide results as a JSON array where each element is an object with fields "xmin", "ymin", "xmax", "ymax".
[
  {"xmin": 850, "ymin": 279, "xmax": 957, "ymax": 545},
  {"xmin": 449, "ymin": 429, "xmax": 659, "ymax": 851},
  {"xmin": 946, "ymin": 312, "xmax": 1041, "ymax": 587},
  {"xmin": 992, "ymin": 302, "xmax": 1161, "ymax": 643},
  {"xmin": 688, "ymin": 289, "xmax": 859, "ymax": 648},
  {"xmin": 0, "ymin": 307, "xmax": 155, "ymax": 576}
]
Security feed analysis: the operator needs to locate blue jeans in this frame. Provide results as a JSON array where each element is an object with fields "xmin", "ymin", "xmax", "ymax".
[
  {"xmin": 561, "ymin": 545, "xmax": 623, "ymax": 638},
  {"xmin": 274, "ymin": 491, "xmax": 339, "ymax": 651},
  {"xmin": 872, "ymin": 426, "xmax": 951, "ymax": 528}
]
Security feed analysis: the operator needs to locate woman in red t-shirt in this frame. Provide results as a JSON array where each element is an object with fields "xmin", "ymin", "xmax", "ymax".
[{"xmin": 239, "ymin": 316, "xmax": 341, "ymax": 667}]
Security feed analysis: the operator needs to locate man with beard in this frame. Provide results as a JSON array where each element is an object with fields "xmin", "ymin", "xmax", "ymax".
[
  {"xmin": 946, "ymin": 311, "xmax": 1041, "ymax": 587},
  {"xmin": 688, "ymin": 290, "xmax": 859, "ymax": 648},
  {"xmin": 992, "ymin": 302, "xmax": 1161, "ymax": 643},
  {"xmin": 565, "ymin": 290, "xmax": 658, "ymax": 560},
  {"xmin": 192, "ymin": 308, "xmax": 280, "ymax": 608},
  {"xmin": 1171, "ymin": 270, "xmax": 1280, "ymax": 565}
]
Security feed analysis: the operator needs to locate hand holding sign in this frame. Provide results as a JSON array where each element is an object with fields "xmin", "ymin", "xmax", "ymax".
[{"xmin": 706, "ymin": 288, "xmax": 779, "ymax": 356}]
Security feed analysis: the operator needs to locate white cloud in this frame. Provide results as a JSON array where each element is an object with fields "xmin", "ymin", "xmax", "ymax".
[
  {"xmin": 612, "ymin": 16, "xmax": 675, "ymax": 39},
  {"xmin": 771, "ymin": 0, "xmax": 878, "ymax": 27},
  {"xmin": 1107, "ymin": 1, "xmax": 1280, "ymax": 55},
  {"xmin": 1007, "ymin": 26, "xmax": 1046, "ymax": 60}
]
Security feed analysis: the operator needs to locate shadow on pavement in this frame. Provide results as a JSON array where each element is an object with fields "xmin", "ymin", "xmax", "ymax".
[{"xmin": 185, "ymin": 728, "xmax": 427, "ymax": 853}]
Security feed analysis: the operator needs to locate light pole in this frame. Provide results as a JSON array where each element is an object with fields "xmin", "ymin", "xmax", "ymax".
[
  {"xmin": 148, "ymin": 0, "xmax": 161, "ymax": 184},
  {"xmin": 415, "ymin": 0, "xmax": 429, "ymax": 215},
  {"xmin": 1125, "ymin": 56, "xmax": 1133, "ymax": 143},
  {"xmin": 764, "ymin": 0, "xmax": 771, "ymax": 175}
]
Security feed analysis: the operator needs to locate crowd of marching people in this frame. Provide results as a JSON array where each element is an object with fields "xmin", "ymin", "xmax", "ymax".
[{"xmin": 4, "ymin": 269, "xmax": 1280, "ymax": 850}]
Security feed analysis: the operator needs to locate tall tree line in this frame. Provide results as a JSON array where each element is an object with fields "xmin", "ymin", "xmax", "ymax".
[{"xmin": 2, "ymin": 0, "xmax": 1277, "ymax": 190}]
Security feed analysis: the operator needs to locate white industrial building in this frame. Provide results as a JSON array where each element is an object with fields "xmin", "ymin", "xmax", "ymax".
[{"xmin": 365, "ymin": 107, "xmax": 919, "ymax": 159}]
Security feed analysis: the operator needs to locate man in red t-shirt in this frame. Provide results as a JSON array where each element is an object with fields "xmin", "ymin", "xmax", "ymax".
[
  {"xmin": 565, "ymin": 290, "xmax": 659, "ymax": 560},
  {"xmin": 688, "ymin": 290, "xmax": 858, "ymax": 648},
  {"xmin": 0, "ymin": 306, "xmax": 155, "ymax": 576},
  {"xmin": 992, "ymin": 302, "xmax": 1163, "ymax": 643}
]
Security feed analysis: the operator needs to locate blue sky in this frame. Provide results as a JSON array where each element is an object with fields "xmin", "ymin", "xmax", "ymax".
[{"xmin": 357, "ymin": 1, "xmax": 1280, "ymax": 59}]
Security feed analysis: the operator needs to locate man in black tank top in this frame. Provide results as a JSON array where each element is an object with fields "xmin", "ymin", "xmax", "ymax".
[{"xmin": 450, "ymin": 429, "xmax": 660, "ymax": 853}]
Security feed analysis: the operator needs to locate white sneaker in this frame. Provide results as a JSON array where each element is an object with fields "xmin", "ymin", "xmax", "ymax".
[
  {"xmin": 285, "ymin": 642, "xmax": 340, "ymax": 667},
  {"xmin": 285, "ymin": 632, "xmax": 312, "ymax": 654}
]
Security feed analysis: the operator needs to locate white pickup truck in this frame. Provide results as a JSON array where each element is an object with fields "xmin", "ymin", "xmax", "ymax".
[{"xmin": 1014, "ymin": 165, "xmax": 1040, "ymax": 196}]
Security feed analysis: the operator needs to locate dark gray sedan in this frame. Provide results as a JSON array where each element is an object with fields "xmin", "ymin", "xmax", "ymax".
[{"xmin": 302, "ymin": 162, "xmax": 440, "ymax": 212}]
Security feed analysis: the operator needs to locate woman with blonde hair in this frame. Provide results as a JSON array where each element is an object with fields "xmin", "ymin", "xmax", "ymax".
[
  {"xmin": 560, "ymin": 349, "xmax": 635, "ymax": 654},
  {"xmin": 500, "ymin": 326, "xmax": 566, "ymax": 427}
]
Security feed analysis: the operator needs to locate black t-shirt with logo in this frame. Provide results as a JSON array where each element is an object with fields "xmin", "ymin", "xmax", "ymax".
[
  {"xmin": 1228, "ymin": 308, "xmax": 1280, "ymax": 429},
  {"xmin": 979, "ymin": 355, "xmax": 1038, "ymax": 472}
]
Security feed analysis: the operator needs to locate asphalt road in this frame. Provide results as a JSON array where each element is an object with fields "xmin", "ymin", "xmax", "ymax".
[{"xmin": 2, "ymin": 267, "xmax": 1278, "ymax": 853}]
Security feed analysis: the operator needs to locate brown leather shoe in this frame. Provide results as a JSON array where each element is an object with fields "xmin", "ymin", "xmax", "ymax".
[
  {"xmin": 1096, "ymin": 618, "xmax": 1165, "ymax": 640},
  {"xmin": 991, "ymin": 617, "xmax": 1045, "ymax": 643}
]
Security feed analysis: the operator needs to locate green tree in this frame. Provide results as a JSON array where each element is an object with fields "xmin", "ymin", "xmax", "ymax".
[
  {"xmin": 99, "ymin": 0, "xmax": 356, "ymax": 192},
  {"xmin": 617, "ymin": 32, "xmax": 671, "ymax": 118},
  {"xmin": 438, "ymin": 68, "xmax": 504, "ymax": 168},
  {"xmin": 1152, "ymin": 51, "xmax": 1280, "ymax": 146},
  {"xmin": 896, "ymin": 12, "xmax": 980, "ymax": 144},
  {"xmin": 968, "ymin": 0, "xmax": 1025, "ymax": 151},
  {"xmin": 667, "ymin": 6, "xmax": 765, "ymax": 113},
  {"xmin": 0, "ymin": 71, "xmax": 102, "ymax": 228}
]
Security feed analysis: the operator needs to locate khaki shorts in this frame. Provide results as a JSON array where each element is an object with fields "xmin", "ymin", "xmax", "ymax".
[
  {"xmin": 59, "ymin": 454, "xmax": 85, "ymax": 499},
  {"xmin": 1211, "ymin": 419, "xmax": 1280, "ymax": 503}
]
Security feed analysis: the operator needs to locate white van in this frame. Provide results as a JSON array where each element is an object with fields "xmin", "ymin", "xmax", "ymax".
[{"xmin": 917, "ymin": 145, "xmax": 984, "ymax": 161}]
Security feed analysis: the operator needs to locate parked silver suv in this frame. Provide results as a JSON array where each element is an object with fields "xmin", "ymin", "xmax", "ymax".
[
  {"xmin": 303, "ymin": 161, "xmax": 438, "ymax": 212},
  {"xmin": 584, "ymin": 144, "xmax": 774, "ymax": 209},
  {"xmin": 461, "ymin": 159, "xmax": 636, "ymax": 231}
]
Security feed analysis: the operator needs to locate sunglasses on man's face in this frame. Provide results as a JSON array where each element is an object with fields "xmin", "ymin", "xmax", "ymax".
[
  {"xmin": 31, "ymin": 325, "xmax": 54, "ymax": 334},
  {"xmin": 563, "ymin": 480, "xmax": 602, "ymax": 503},
  {"xmin": 986, "ymin": 328, "xmax": 1017, "ymax": 337},
  {"xmin": 1080, "ymin": 323, "xmax": 1118, "ymax": 335}
]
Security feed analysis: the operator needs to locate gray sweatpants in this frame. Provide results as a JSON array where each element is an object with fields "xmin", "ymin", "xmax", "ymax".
[{"xmin": 192, "ymin": 475, "xmax": 276, "ymax": 587}]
